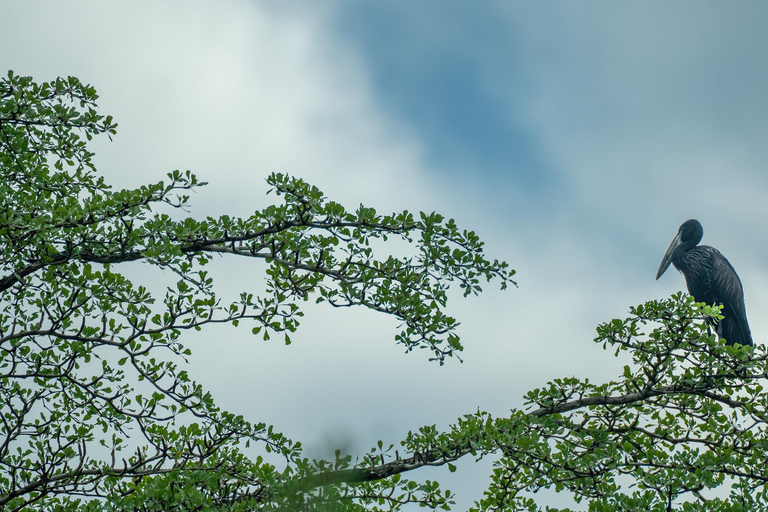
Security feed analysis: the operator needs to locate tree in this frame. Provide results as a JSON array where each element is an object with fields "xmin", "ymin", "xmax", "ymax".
[{"xmin": 1, "ymin": 72, "xmax": 767, "ymax": 512}]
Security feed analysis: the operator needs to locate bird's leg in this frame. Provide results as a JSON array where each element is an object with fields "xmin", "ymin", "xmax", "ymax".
[{"xmin": 704, "ymin": 318, "xmax": 718, "ymax": 341}]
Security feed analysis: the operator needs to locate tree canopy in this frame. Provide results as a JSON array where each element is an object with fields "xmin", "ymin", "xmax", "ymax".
[{"xmin": 2, "ymin": 71, "xmax": 768, "ymax": 511}]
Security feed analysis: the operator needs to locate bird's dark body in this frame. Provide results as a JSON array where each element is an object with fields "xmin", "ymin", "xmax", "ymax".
[{"xmin": 657, "ymin": 219, "xmax": 753, "ymax": 346}]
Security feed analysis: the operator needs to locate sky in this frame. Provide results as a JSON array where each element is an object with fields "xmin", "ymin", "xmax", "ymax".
[{"xmin": 3, "ymin": 1, "xmax": 768, "ymax": 509}]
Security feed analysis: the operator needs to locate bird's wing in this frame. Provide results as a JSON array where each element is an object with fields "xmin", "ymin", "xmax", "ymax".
[
  {"xmin": 711, "ymin": 250, "xmax": 752, "ymax": 345},
  {"xmin": 711, "ymin": 252, "xmax": 742, "ymax": 302}
]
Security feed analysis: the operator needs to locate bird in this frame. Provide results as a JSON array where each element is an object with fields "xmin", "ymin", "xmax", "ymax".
[{"xmin": 656, "ymin": 219, "xmax": 753, "ymax": 346}]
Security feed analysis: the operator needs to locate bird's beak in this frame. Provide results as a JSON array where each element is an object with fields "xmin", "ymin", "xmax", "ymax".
[{"xmin": 656, "ymin": 231, "xmax": 682, "ymax": 280}]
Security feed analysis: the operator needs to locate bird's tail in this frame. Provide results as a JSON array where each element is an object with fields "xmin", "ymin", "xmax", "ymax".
[{"xmin": 717, "ymin": 307, "xmax": 753, "ymax": 346}]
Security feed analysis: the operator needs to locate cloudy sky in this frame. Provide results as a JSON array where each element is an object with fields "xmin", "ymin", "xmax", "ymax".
[{"xmin": 3, "ymin": 1, "xmax": 768, "ymax": 508}]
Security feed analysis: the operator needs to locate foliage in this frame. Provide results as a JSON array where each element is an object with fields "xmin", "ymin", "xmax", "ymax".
[
  {"xmin": 0, "ymin": 71, "xmax": 512, "ymax": 510},
  {"xmin": 2, "ymin": 72, "xmax": 767, "ymax": 512}
]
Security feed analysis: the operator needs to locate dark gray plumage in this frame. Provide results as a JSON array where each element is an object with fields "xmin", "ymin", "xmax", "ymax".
[{"xmin": 656, "ymin": 219, "xmax": 753, "ymax": 346}]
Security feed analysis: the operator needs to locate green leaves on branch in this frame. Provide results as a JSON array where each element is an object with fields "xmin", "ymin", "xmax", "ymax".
[
  {"xmin": 247, "ymin": 172, "xmax": 515, "ymax": 361},
  {"xmin": 346, "ymin": 294, "xmax": 765, "ymax": 511},
  {"xmin": 0, "ymin": 72, "xmax": 514, "ymax": 511}
]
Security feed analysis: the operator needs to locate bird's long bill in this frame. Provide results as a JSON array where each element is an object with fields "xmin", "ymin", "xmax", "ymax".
[{"xmin": 656, "ymin": 231, "xmax": 682, "ymax": 280}]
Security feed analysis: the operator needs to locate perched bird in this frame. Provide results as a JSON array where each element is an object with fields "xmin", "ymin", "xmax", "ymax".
[{"xmin": 656, "ymin": 219, "xmax": 753, "ymax": 346}]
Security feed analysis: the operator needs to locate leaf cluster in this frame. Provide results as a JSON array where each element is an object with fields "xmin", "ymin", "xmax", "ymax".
[
  {"xmin": 0, "ymin": 72, "xmax": 513, "ymax": 511},
  {"xmin": 342, "ymin": 294, "xmax": 768, "ymax": 511}
]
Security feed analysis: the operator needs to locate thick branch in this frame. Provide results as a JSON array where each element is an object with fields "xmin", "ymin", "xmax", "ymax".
[
  {"xmin": 293, "ymin": 374, "xmax": 760, "ymax": 494},
  {"xmin": 0, "ymin": 219, "xmax": 420, "ymax": 293}
]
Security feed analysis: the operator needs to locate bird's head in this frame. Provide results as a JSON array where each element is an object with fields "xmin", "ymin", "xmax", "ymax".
[{"xmin": 656, "ymin": 219, "xmax": 703, "ymax": 280}]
